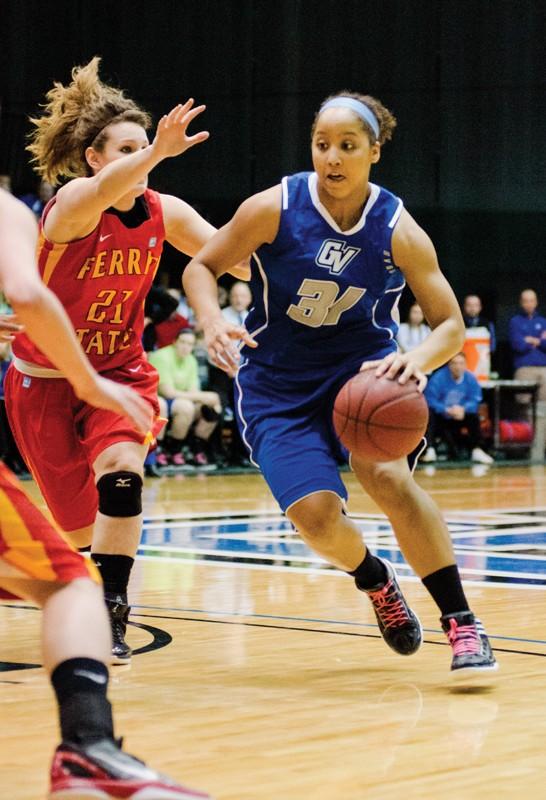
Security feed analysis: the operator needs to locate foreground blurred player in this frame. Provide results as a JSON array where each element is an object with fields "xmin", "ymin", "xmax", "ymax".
[
  {"xmin": 184, "ymin": 92, "xmax": 497, "ymax": 679},
  {"xmin": 4, "ymin": 57, "xmax": 247, "ymax": 663},
  {"xmin": 0, "ymin": 190, "xmax": 210, "ymax": 798}
]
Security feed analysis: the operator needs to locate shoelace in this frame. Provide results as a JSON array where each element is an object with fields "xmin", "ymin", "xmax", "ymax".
[
  {"xmin": 367, "ymin": 580, "xmax": 411, "ymax": 628},
  {"xmin": 447, "ymin": 619, "xmax": 481, "ymax": 656}
]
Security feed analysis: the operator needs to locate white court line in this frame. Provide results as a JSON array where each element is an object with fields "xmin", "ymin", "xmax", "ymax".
[{"xmin": 135, "ymin": 553, "xmax": 546, "ymax": 589}]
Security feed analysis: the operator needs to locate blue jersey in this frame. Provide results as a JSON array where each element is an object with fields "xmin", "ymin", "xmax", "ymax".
[{"xmin": 242, "ymin": 171, "xmax": 405, "ymax": 370}]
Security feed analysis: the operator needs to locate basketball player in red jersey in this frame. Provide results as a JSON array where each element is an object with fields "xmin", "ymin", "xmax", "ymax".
[
  {"xmin": 0, "ymin": 191, "xmax": 210, "ymax": 798},
  {"xmin": 4, "ymin": 57, "xmax": 248, "ymax": 664}
]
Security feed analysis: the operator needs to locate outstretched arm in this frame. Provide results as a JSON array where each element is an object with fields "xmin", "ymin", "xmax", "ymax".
[
  {"xmin": 0, "ymin": 190, "xmax": 151, "ymax": 433},
  {"xmin": 46, "ymin": 100, "xmax": 209, "ymax": 242}
]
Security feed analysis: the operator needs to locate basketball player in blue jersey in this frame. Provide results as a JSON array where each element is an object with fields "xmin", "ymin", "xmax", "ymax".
[{"xmin": 184, "ymin": 92, "xmax": 497, "ymax": 680}]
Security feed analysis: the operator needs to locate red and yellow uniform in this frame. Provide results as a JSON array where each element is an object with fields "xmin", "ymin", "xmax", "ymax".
[
  {"xmin": 4, "ymin": 189, "xmax": 166, "ymax": 531},
  {"xmin": 0, "ymin": 461, "xmax": 99, "ymax": 599}
]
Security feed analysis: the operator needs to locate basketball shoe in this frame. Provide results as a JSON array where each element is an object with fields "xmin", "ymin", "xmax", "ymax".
[
  {"xmin": 361, "ymin": 559, "xmax": 423, "ymax": 656},
  {"xmin": 105, "ymin": 592, "xmax": 132, "ymax": 665},
  {"xmin": 441, "ymin": 611, "xmax": 498, "ymax": 679},
  {"xmin": 49, "ymin": 737, "xmax": 212, "ymax": 799}
]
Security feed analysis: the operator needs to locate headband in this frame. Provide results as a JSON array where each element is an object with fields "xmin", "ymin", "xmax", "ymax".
[{"xmin": 319, "ymin": 97, "xmax": 380, "ymax": 141}]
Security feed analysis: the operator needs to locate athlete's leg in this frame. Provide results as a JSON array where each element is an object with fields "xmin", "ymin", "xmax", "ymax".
[
  {"xmin": 286, "ymin": 491, "xmax": 366, "ymax": 570},
  {"xmin": 0, "ymin": 575, "xmax": 210, "ymax": 798},
  {"xmin": 63, "ymin": 525, "xmax": 94, "ymax": 550},
  {"xmin": 286, "ymin": 490, "xmax": 422, "ymax": 656},
  {"xmin": 352, "ymin": 455, "xmax": 455, "ymax": 577},
  {"xmin": 91, "ymin": 440, "xmax": 147, "ymax": 663},
  {"xmin": 0, "ymin": 575, "xmax": 110, "ymax": 670},
  {"xmin": 353, "ymin": 456, "xmax": 498, "ymax": 677},
  {"xmin": 92, "ymin": 440, "xmax": 147, "ymax": 557}
]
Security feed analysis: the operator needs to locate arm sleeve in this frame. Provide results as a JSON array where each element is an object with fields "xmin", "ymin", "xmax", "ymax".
[{"xmin": 509, "ymin": 316, "xmax": 532, "ymax": 354}]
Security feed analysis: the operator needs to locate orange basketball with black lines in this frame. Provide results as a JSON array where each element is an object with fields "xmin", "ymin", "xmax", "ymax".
[{"xmin": 333, "ymin": 371, "xmax": 429, "ymax": 462}]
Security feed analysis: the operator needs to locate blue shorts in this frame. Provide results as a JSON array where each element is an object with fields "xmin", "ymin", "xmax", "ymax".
[{"xmin": 235, "ymin": 351, "xmax": 396, "ymax": 512}]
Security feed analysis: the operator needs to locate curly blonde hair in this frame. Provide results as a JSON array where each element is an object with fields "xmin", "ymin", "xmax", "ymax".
[
  {"xmin": 311, "ymin": 91, "xmax": 397, "ymax": 146},
  {"xmin": 27, "ymin": 57, "xmax": 151, "ymax": 185}
]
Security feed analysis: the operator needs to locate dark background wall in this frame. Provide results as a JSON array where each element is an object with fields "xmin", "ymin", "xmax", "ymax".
[{"xmin": 1, "ymin": 0, "xmax": 544, "ymax": 373}]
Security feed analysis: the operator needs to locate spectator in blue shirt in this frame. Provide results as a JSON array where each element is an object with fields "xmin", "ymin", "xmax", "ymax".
[
  {"xmin": 421, "ymin": 353, "xmax": 493, "ymax": 464},
  {"xmin": 508, "ymin": 289, "xmax": 546, "ymax": 404}
]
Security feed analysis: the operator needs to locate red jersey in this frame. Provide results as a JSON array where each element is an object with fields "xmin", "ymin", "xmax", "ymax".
[{"xmin": 14, "ymin": 189, "xmax": 165, "ymax": 372}]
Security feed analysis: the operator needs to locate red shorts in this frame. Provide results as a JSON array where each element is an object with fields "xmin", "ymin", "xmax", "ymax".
[
  {"xmin": 0, "ymin": 461, "xmax": 100, "ymax": 599},
  {"xmin": 4, "ymin": 355, "xmax": 163, "ymax": 532}
]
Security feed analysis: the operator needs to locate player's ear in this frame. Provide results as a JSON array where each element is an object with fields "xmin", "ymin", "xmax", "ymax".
[
  {"xmin": 85, "ymin": 146, "xmax": 102, "ymax": 173},
  {"xmin": 370, "ymin": 142, "xmax": 381, "ymax": 164}
]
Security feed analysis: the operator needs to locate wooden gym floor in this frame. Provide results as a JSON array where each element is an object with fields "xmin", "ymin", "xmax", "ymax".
[{"xmin": 1, "ymin": 465, "xmax": 545, "ymax": 799}]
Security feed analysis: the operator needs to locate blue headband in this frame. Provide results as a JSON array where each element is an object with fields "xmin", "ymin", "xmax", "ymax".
[{"xmin": 319, "ymin": 97, "xmax": 380, "ymax": 141}]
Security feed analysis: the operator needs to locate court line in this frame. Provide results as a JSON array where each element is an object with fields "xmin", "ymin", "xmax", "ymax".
[
  {"xmin": 136, "ymin": 553, "xmax": 546, "ymax": 589},
  {"xmin": 131, "ymin": 605, "xmax": 546, "ymax": 647},
  {"xmin": 132, "ymin": 612, "xmax": 546, "ymax": 658}
]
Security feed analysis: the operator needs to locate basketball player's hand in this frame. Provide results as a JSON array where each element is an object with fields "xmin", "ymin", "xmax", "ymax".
[
  {"xmin": 204, "ymin": 318, "xmax": 257, "ymax": 373},
  {"xmin": 0, "ymin": 313, "xmax": 24, "ymax": 341},
  {"xmin": 76, "ymin": 377, "xmax": 153, "ymax": 435},
  {"xmin": 152, "ymin": 100, "xmax": 209, "ymax": 159},
  {"xmin": 360, "ymin": 351, "xmax": 428, "ymax": 392}
]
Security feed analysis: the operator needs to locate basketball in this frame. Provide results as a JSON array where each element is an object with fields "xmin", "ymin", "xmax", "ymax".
[{"xmin": 333, "ymin": 370, "xmax": 429, "ymax": 461}]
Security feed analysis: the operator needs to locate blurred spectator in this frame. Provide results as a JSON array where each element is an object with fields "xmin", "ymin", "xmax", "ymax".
[
  {"xmin": 462, "ymin": 294, "xmax": 496, "ymax": 353},
  {"xmin": 218, "ymin": 284, "xmax": 229, "ymax": 309},
  {"xmin": 396, "ymin": 303, "xmax": 430, "ymax": 353},
  {"xmin": 422, "ymin": 353, "xmax": 493, "ymax": 464},
  {"xmin": 18, "ymin": 179, "xmax": 55, "ymax": 219},
  {"xmin": 508, "ymin": 289, "xmax": 546, "ymax": 404},
  {"xmin": 0, "ymin": 175, "xmax": 12, "ymax": 193},
  {"xmin": 142, "ymin": 284, "xmax": 194, "ymax": 352},
  {"xmin": 222, "ymin": 281, "xmax": 252, "ymax": 326},
  {"xmin": 148, "ymin": 329, "xmax": 222, "ymax": 468},
  {"xmin": 142, "ymin": 284, "xmax": 179, "ymax": 351}
]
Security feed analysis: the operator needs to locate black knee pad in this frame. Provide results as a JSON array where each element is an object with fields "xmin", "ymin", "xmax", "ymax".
[
  {"xmin": 97, "ymin": 471, "xmax": 143, "ymax": 518},
  {"xmin": 201, "ymin": 404, "xmax": 220, "ymax": 423}
]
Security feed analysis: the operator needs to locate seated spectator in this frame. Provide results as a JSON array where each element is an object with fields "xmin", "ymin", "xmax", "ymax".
[
  {"xmin": 396, "ymin": 303, "xmax": 430, "ymax": 353},
  {"xmin": 142, "ymin": 284, "xmax": 179, "ymax": 352},
  {"xmin": 222, "ymin": 281, "xmax": 252, "ymax": 326},
  {"xmin": 508, "ymin": 289, "xmax": 546, "ymax": 409},
  {"xmin": 148, "ymin": 329, "xmax": 222, "ymax": 467},
  {"xmin": 422, "ymin": 353, "xmax": 493, "ymax": 464},
  {"xmin": 463, "ymin": 294, "xmax": 496, "ymax": 353}
]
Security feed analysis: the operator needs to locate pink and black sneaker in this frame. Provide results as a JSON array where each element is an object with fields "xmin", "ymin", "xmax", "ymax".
[
  {"xmin": 441, "ymin": 611, "xmax": 498, "ymax": 679},
  {"xmin": 362, "ymin": 559, "xmax": 423, "ymax": 656},
  {"xmin": 49, "ymin": 737, "xmax": 212, "ymax": 799}
]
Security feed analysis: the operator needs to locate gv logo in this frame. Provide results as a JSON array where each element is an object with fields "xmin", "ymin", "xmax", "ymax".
[{"xmin": 315, "ymin": 239, "xmax": 361, "ymax": 274}]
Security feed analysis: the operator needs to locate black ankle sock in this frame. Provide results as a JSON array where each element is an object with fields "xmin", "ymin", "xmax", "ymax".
[
  {"xmin": 51, "ymin": 658, "xmax": 114, "ymax": 744},
  {"xmin": 422, "ymin": 564, "xmax": 470, "ymax": 617},
  {"xmin": 91, "ymin": 553, "xmax": 134, "ymax": 596},
  {"xmin": 349, "ymin": 549, "xmax": 388, "ymax": 590}
]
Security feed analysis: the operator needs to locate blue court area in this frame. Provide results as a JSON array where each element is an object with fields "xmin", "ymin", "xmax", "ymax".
[{"xmin": 139, "ymin": 508, "xmax": 546, "ymax": 587}]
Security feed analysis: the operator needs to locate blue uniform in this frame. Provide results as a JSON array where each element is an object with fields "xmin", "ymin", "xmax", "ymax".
[{"xmin": 235, "ymin": 171, "xmax": 408, "ymax": 511}]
